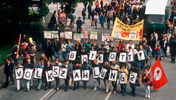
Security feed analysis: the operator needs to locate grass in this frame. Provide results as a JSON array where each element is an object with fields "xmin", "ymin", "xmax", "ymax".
[
  {"xmin": 0, "ymin": 43, "xmax": 14, "ymax": 65},
  {"xmin": 29, "ymin": 10, "xmax": 38, "ymax": 15}
]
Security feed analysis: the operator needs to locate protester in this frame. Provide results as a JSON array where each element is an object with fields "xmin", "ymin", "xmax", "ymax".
[
  {"xmin": 147, "ymin": 36, "xmax": 155, "ymax": 57},
  {"xmin": 120, "ymin": 64, "xmax": 129, "ymax": 96},
  {"xmin": 116, "ymin": 39, "xmax": 126, "ymax": 55},
  {"xmin": 66, "ymin": 40, "xmax": 73, "ymax": 58},
  {"xmin": 92, "ymin": 40, "xmax": 99, "ymax": 50},
  {"xmin": 100, "ymin": 13, "xmax": 106, "ymax": 29},
  {"xmin": 62, "ymin": 59, "xmax": 72, "ymax": 91},
  {"xmin": 160, "ymin": 37, "xmax": 168, "ymax": 59},
  {"xmin": 95, "ymin": 0, "xmax": 99, "ymax": 8},
  {"xmin": 142, "ymin": 67, "xmax": 151, "ymax": 99},
  {"xmin": 82, "ymin": 8, "xmax": 86, "ymax": 24},
  {"xmin": 15, "ymin": 62, "xmax": 24, "ymax": 92},
  {"xmin": 129, "ymin": 62, "xmax": 139, "ymax": 97},
  {"xmin": 76, "ymin": 17, "xmax": 83, "ymax": 33},
  {"xmin": 119, "ymin": 47, "xmax": 127, "ymax": 68},
  {"xmin": 83, "ymin": 39, "xmax": 90, "ymax": 54},
  {"xmin": 103, "ymin": 61, "xmax": 110, "ymax": 93},
  {"xmin": 54, "ymin": 38, "xmax": 61, "ymax": 59},
  {"xmin": 24, "ymin": 58, "xmax": 34, "ymax": 92},
  {"xmin": 100, "ymin": 0, "xmax": 103, "ymax": 8},
  {"xmin": 88, "ymin": 3, "xmax": 92, "ymax": 19},
  {"xmin": 106, "ymin": 14, "xmax": 112, "ymax": 29},
  {"xmin": 154, "ymin": 45, "xmax": 164, "ymax": 60},
  {"xmin": 126, "ymin": 40, "xmax": 135, "ymax": 50},
  {"xmin": 54, "ymin": 58, "xmax": 62, "ymax": 91},
  {"xmin": 110, "ymin": 61, "xmax": 120, "ymax": 94},
  {"xmin": 4, "ymin": 58, "xmax": 15, "ymax": 88},
  {"xmin": 44, "ymin": 60, "xmax": 52, "ymax": 90},
  {"xmin": 94, "ymin": 13, "xmax": 99, "ymax": 29},
  {"xmin": 151, "ymin": 30, "xmax": 158, "ymax": 47},
  {"xmin": 92, "ymin": 59, "xmax": 101, "ymax": 91},
  {"xmin": 40, "ymin": 54, "xmax": 48, "ymax": 67},
  {"xmin": 28, "ymin": 44, "xmax": 37, "ymax": 64},
  {"xmin": 81, "ymin": 62, "xmax": 92, "ymax": 89},
  {"xmin": 11, "ymin": 45, "xmax": 20, "ymax": 66},
  {"xmin": 62, "ymin": 40, "xmax": 67, "ymax": 60},
  {"xmin": 45, "ymin": 39, "xmax": 53, "ymax": 61},
  {"xmin": 72, "ymin": 61, "xmax": 80, "ymax": 90},
  {"xmin": 35, "ymin": 60, "xmax": 44, "ymax": 91}
]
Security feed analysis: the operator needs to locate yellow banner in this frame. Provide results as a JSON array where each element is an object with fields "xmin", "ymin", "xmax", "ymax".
[{"xmin": 111, "ymin": 18, "xmax": 144, "ymax": 40}]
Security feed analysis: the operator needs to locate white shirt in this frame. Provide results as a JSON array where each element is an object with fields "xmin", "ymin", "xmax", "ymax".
[
  {"xmin": 126, "ymin": 44, "xmax": 135, "ymax": 50},
  {"xmin": 62, "ymin": 44, "xmax": 67, "ymax": 52}
]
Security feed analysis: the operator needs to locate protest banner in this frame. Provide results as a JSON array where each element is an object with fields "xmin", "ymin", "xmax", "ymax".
[
  {"xmin": 51, "ymin": 31, "xmax": 59, "ymax": 38},
  {"xmin": 44, "ymin": 31, "xmax": 52, "ymax": 38},
  {"xmin": 102, "ymin": 33, "xmax": 110, "ymax": 41},
  {"xmin": 90, "ymin": 32, "xmax": 98, "ymax": 40},
  {"xmin": 60, "ymin": 32, "xmax": 65, "ymax": 40},
  {"xmin": 73, "ymin": 69, "xmax": 81, "ymax": 81},
  {"xmin": 34, "ymin": 68, "xmax": 43, "ymax": 79},
  {"xmin": 74, "ymin": 33, "xmax": 81, "ymax": 41},
  {"xmin": 111, "ymin": 18, "xmax": 144, "ymax": 40},
  {"xmin": 15, "ymin": 68, "xmax": 23, "ymax": 80},
  {"xmin": 59, "ymin": 12, "xmax": 67, "ymax": 24},
  {"xmin": 82, "ymin": 70, "xmax": 90, "ymax": 81},
  {"xmin": 23, "ymin": 68, "xmax": 33, "ymax": 80},
  {"xmin": 65, "ymin": 31, "xmax": 72, "ymax": 39},
  {"xmin": 45, "ymin": 70, "xmax": 55, "ymax": 82}
]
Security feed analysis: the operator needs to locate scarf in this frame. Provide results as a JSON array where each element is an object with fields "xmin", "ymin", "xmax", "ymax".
[{"xmin": 157, "ymin": 48, "xmax": 160, "ymax": 52}]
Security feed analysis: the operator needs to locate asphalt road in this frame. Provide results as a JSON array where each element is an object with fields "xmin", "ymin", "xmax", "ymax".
[{"xmin": 0, "ymin": 2, "xmax": 175, "ymax": 100}]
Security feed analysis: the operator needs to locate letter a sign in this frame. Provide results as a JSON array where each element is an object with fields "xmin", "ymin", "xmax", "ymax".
[
  {"xmin": 15, "ymin": 68, "xmax": 23, "ymax": 80},
  {"xmin": 73, "ymin": 69, "xmax": 81, "ymax": 81},
  {"xmin": 69, "ymin": 51, "xmax": 77, "ymax": 61}
]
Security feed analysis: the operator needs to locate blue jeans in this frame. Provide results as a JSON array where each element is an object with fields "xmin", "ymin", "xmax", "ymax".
[
  {"xmin": 38, "ymin": 79, "xmax": 42, "ymax": 88},
  {"xmin": 130, "ymin": 83, "xmax": 136, "ymax": 95},
  {"xmin": 83, "ymin": 16, "xmax": 85, "ymax": 23},
  {"xmin": 144, "ymin": 82, "xmax": 150, "ymax": 97},
  {"xmin": 54, "ymin": 50, "xmax": 60, "ymax": 60},
  {"xmin": 62, "ymin": 52, "xmax": 67, "ymax": 60},
  {"xmin": 106, "ymin": 54, "xmax": 109, "ymax": 61},
  {"xmin": 107, "ymin": 22, "xmax": 110, "ymax": 29},
  {"xmin": 55, "ymin": 77, "xmax": 60, "ymax": 88},
  {"xmin": 138, "ymin": 60, "xmax": 145, "ymax": 72},
  {"xmin": 121, "ymin": 84, "xmax": 127, "ymax": 94},
  {"xmin": 101, "ymin": 23, "xmax": 104, "ymax": 29},
  {"xmin": 163, "ymin": 47, "xmax": 167, "ymax": 57}
]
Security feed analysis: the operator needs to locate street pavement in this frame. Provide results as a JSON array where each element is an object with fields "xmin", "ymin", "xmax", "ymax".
[{"xmin": 0, "ymin": 2, "xmax": 176, "ymax": 100}]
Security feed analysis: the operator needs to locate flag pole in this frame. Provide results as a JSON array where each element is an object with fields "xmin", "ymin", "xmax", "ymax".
[{"xmin": 16, "ymin": 34, "xmax": 21, "ymax": 58}]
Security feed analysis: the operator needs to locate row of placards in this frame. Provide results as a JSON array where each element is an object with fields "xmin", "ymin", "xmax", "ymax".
[
  {"xmin": 15, "ymin": 67, "xmax": 138, "ymax": 84},
  {"xmin": 69, "ymin": 50, "xmax": 146, "ymax": 64},
  {"xmin": 44, "ymin": 31, "xmax": 110, "ymax": 41}
]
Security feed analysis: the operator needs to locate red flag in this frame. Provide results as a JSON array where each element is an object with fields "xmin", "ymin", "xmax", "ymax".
[{"xmin": 151, "ymin": 57, "xmax": 168, "ymax": 90}]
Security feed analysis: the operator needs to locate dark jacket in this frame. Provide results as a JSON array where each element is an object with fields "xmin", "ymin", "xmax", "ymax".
[
  {"xmin": 104, "ymin": 65, "xmax": 110, "ymax": 80},
  {"xmin": 54, "ymin": 41, "xmax": 61, "ymax": 51},
  {"xmin": 45, "ymin": 42, "xmax": 52, "ymax": 56},
  {"xmin": 129, "ymin": 67, "xmax": 139, "ymax": 85},
  {"xmin": 95, "ymin": 7, "xmax": 101, "ymax": 15},
  {"xmin": 75, "ymin": 44, "xmax": 82, "ymax": 56},
  {"xmin": 88, "ymin": 5, "xmax": 92, "ymax": 12},
  {"xmin": 24, "ymin": 63, "xmax": 34, "ymax": 70},
  {"xmin": 4, "ymin": 62, "xmax": 14, "ymax": 75},
  {"xmin": 62, "ymin": 63, "xmax": 73, "ymax": 78},
  {"xmin": 147, "ymin": 39, "xmax": 155, "ymax": 48},
  {"xmin": 82, "ymin": 10, "xmax": 86, "ymax": 16},
  {"xmin": 81, "ymin": 64, "xmax": 93, "ymax": 74},
  {"xmin": 44, "ymin": 65, "xmax": 52, "ymax": 71},
  {"xmin": 76, "ymin": 20, "xmax": 83, "ymax": 27},
  {"xmin": 73, "ymin": 65, "xmax": 81, "ymax": 70}
]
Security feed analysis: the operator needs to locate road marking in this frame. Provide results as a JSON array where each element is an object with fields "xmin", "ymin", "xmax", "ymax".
[
  {"xmin": 39, "ymin": 89, "xmax": 54, "ymax": 100},
  {"xmin": 105, "ymin": 91, "xmax": 112, "ymax": 100}
]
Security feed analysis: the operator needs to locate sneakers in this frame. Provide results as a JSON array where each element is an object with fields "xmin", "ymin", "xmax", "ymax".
[
  {"xmin": 45, "ymin": 87, "xmax": 48, "ymax": 90},
  {"xmin": 30, "ymin": 86, "xmax": 33, "ymax": 89},
  {"xmin": 145, "ymin": 95, "xmax": 148, "ymax": 98},
  {"xmin": 123, "ymin": 93, "xmax": 125, "ymax": 96},
  {"xmin": 26, "ymin": 89, "xmax": 29, "ymax": 92},
  {"xmin": 56, "ymin": 88, "xmax": 59, "ymax": 91},
  {"xmin": 16, "ymin": 89, "xmax": 20, "ymax": 93},
  {"xmin": 93, "ymin": 87, "xmax": 97, "ymax": 91},
  {"xmin": 105, "ymin": 90, "xmax": 108, "ymax": 93},
  {"xmin": 148, "ymin": 96, "xmax": 150, "ymax": 99},
  {"xmin": 113, "ymin": 91, "xmax": 116, "ymax": 94},
  {"xmin": 99, "ymin": 85, "xmax": 101, "ymax": 88},
  {"xmin": 37, "ymin": 87, "xmax": 40, "ymax": 91},
  {"xmin": 84, "ymin": 86, "xmax": 86, "ymax": 90},
  {"xmin": 65, "ymin": 88, "xmax": 67, "ymax": 91}
]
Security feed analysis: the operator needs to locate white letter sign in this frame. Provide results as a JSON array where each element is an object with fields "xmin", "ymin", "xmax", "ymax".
[
  {"xmin": 128, "ymin": 52, "xmax": 134, "ymax": 62},
  {"xmin": 81, "ymin": 55, "xmax": 88, "ymax": 64},
  {"xmin": 93, "ymin": 67, "xmax": 100, "ymax": 78},
  {"xmin": 99, "ymin": 68, "xmax": 107, "ymax": 79},
  {"xmin": 109, "ymin": 52, "xmax": 117, "ymax": 61},
  {"xmin": 137, "ymin": 50, "xmax": 145, "ymax": 61},
  {"xmin": 65, "ymin": 31, "xmax": 72, "ymax": 39},
  {"xmin": 34, "ymin": 68, "xmax": 43, "ymax": 79},
  {"xmin": 52, "ymin": 66, "xmax": 60, "ymax": 77},
  {"xmin": 109, "ymin": 69, "xmax": 118, "ymax": 81},
  {"xmin": 119, "ymin": 72, "xmax": 126, "ymax": 84},
  {"xmin": 129, "ymin": 72, "xmax": 138, "ymax": 84},
  {"xmin": 59, "ymin": 67, "xmax": 68, "ymax": 79},
  {"xmin": 82, "ymin": 70, "xmax": 90, "ymax": 81},
  {"xmin": 45, "ymin": 70, "xmax": 55, "ymax": 82},
  {"xmin": 98, "ymin": 54, "xmax": 104, "ymax": 63},
  {"xmin": 23, "ymin": 68, "xmax": 33, "ymax": 80},
  {"xmin": 69, "ymin": 51, "xmax": 77, "ymax": 61},
  {"xmin": 89, "ymin": 50, "xmax": 97, "ymax": 60},
  {"xmin": 119, "ymin": 52, "xmax": 127, "ymax": 62},
  {"xmin": 15, "ymin": 68, "xmax": 23, "ymax": 80},
  {"xmin": 73, "ymin": 69, "xmax": 81, "ymax": 81}
]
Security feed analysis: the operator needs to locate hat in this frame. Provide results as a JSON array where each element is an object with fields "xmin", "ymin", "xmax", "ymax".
[{"xmin": 26, "ymin": 54, "xmax": 30, "ymax": 59}]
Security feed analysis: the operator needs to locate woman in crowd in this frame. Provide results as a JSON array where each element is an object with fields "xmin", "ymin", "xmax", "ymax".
[{"xmin": 35, "ymin": 60, "xmax": 44, "ymax": 91}]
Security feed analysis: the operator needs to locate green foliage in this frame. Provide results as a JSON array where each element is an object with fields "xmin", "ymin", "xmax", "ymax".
[{"xmin": 37, "ymin": 3, "xmax": 50, "ymax": 17}]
